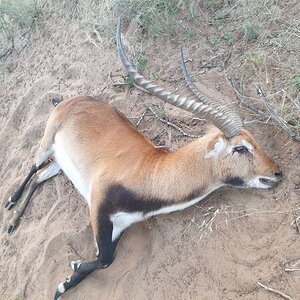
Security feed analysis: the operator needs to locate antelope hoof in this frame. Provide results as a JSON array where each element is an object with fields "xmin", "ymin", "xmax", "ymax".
[
  {"xmin": 53, "ymin": 260, "xmax": 84, "ymax": 299},
  {"xmin": 7, "ymin": 223, "xmax": 15, "ymax": 234},
  {"xmin": 54, "ymin": 278, "xmax": 69, "ymax": 300},
  {"xmin": 7, "ymin": 213, "xmax": 19, "ymax": 234},
  {"xmin": 70, "ymin": 260, "xmax": 82, "ymax": 271},
  {"xmin": 5, "ymin": 196, "xmax": 16, "ymax": 210},
  {"xmin": 53, "ymin": 269, "xmax": 91, "ymax": 300},
  {"xmin": 7, "ymin": 221, "xmax": 17, "ymax": 234}
]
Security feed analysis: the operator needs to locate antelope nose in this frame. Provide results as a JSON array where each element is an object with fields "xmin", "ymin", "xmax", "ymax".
[{"xmin": 274, "ymin": 169, "xmax": 283, "ymax": 179}]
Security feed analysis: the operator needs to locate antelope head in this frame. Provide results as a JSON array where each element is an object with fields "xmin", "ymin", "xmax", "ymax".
[{"xmin": 117, "ymin": 19, "xmax": 282, "ymax": 190}]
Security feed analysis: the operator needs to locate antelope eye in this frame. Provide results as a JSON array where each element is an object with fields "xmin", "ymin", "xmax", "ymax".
[{"xmin": 232, "ymin": 146, "xmax": 249, "ymax": 155}]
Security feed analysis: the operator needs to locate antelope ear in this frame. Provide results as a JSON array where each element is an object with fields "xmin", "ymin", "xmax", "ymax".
[{"xmin": 205, "ymin": 137, "xmax": 225, "ymax": 159}]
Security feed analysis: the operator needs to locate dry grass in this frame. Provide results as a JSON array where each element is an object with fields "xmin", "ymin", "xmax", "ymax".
[
  {"xmin": 0, "ymin": 0, "xmax": 44, "ymax": 63},
  {"xmin": 182, "ymin": 203, "xmax": 300, "ymax": 242}
]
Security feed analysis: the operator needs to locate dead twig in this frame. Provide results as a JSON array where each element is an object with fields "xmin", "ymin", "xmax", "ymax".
[
  {"xmin": 148, "ymin": 107, "xmax": 199, "ymax": 138},
  {"xmin": 274, "ymin": 81, "xmax": 300, "ymax": 111},
  {"xmin": 108, "ymin": 71, "xmax": 128, "ymax": 87},
  {"xmin": 195, "ymin": 208, "xmax": 220, "ymax": 242},
  {"xmin": 257, "ymin": 86, "xmax": 300, "ymax": 142},
  {"xmin": 16, "ymin": 25, "xmax": 33, "ymax": 55},
  {"xmin": 229, "ymin": 78, "xmax": 244, "ymax": 102},
  {"xmin": 200, "ymin": 52, "xmax": 231, "ymax": 71},
  {"xmin": 0, "ymin": 46, "xmax": 13, "ymax": 61},
  {"xmin": 229, "ymin": 79, "xmax": 265, "ymax": 115},
  {"xmin": 220, "ymin": 52, "xmax": 232, "ymax": 70},
  {"xmin": 85, "ymin": 30, "xmax": 102, "ymax": 51},
  {"xmin": 135, "ymin": 109, "xmax": 150, "ymax": 126},
  {"xmin": 109, "ymin": 71, "xmax": 150, "ymax": 94},
  {"xmin": 217, "ymin": 207, "xmax": 300, "ymax": 225},
  {"xmin": 66, "ymin": 240, "xmax": 83, "ymax": 260},
  {"xmin": 0, "ymin": 37, "xmax": 14, "ymax": 61},
  {"xmin": 257, "ymin": 282, "xmax": 294, "ymax": 300},
  {"xmin": 0, "ymin": 15, "xmax": 15, "ymax": 61},
  {"xmin": 291, "ymin": 212, "xmax": 300, "ymax": 233},
  {"xmin": 284, "ymin": 258, "xmax": 300, "ymax": 272}
]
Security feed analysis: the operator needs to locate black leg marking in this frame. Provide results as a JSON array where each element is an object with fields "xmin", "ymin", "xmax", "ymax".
[
  {"xmin": 111, "ymin": 234, "xmax": 122, "ymax": 259},
  {"xmin": 7, "ymin": 180, "xmax": 42, "ymax": 233},
  {"xmin": 97, "ymin": 216, "xmax": 114, "ymax": 266},
  {"xmin": 53, "ymin": 216, "xmax": 120, "ymax": 299},
  {"xmin": 5, "ymin": 165, "xmax": 38, "ymax": 210}
]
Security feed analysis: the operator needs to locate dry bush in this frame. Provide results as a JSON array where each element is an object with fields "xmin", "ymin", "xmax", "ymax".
[{"xmin": 0, "ymin": 0, "xmax": 44, "ymax": 62}]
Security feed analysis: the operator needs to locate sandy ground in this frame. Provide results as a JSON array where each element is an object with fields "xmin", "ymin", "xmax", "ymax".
[{"xmin": 0, "ymin": 19, "xmax": 300, "ymax": 300}]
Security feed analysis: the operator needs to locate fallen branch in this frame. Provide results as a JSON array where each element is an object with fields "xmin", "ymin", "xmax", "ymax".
[
  {"xmin": 148, "ymin": 107, "xmax": 199, "ymax": 138},
  {"xmin": 108, "ymin": 71, "xmax": 128, "ymax": 87},
  {"xmin": 132, "ymin": 107, "xmax": 199, "ymax": 138},
  {"xmin": 257, "ymin": 86, "xmax": 300, "ymax": 142},
  {"xmin": 109, "ymin": 71, "xmax": 150, "ymax": 94},
  {"xmin": 66, "ymin": 239, "xmax": 83, "ymax": 260},
  {"xmin": 0, "ymin": 39, "xmax": 14, "ymax": 61},
  {"xmin": 220, "ymin": 52, "xmax": 232, "ymax": 70},
  {"xmin": 135, "ymin": 109, "xmax": 150, "ymax": 126},
  {"xmin": 274, "ymin": 81, "xmax": 300, "ymax": 111},
  {"xmin": 257, "ymin": 282, "xmax": 294, "ymax": 300},
  {"xmin": 229, "ymin": 79, "xmax": 265, "ymax": 115},
  {"xmin": 199, "ymin": 52, "xmax": 231, "ymax": 71},
  {"xmin": 291, "ymin": 212, "xmax": 300, "ymax": 233},
  {"xmin": 85, "ymin": 31, "xmax": 102, "ymax": 51},
  {"xmin": 0, "ymin": 15, "xmax": 14, "ymax": 61},
  {"xmin": 16, "ymin": 22, "xmax": 34, "ymax": 55},
  {"xmin": 284, "ymin": 258, "xmax": 300, "ymax": 272}
]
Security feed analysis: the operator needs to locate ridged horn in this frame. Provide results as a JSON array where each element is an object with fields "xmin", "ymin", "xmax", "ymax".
[
  {"xmin": 180, "ymin": 48, "xmax": 243, "ymax": 137},
  {"xmin": 116, "ymin": 19, "xmax": 243, "ymax": 138}
]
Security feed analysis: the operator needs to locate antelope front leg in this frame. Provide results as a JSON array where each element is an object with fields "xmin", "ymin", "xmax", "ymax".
[{"xmin": 53, "ymin": 214, "xmax": 121, "ymax": 300}]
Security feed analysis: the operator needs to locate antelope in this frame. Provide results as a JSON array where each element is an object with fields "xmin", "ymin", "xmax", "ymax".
[{"xmin": 5, "ymin": 20, "xmax": 282, "ymax": 299}]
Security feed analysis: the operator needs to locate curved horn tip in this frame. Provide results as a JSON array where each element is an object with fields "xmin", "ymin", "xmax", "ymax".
[
  {"xmin": 116, "ymin": 18, "xmax": 122, "ymax": 41},
  {"xmin": 117, "ymin": 17, "xmax": 121, "ymax": 29},
  {"xmin": 180, "ymin": 47, "xmax": 184, "ymax": 58}
]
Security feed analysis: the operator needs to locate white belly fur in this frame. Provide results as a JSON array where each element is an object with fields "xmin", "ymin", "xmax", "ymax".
[
  {"xmin": 110, "ymin": 185, "xmax": 223, "ymax": 241},
  {"xmin": 53, "ymin": 136, "xmax": 91, "ymax": 205}
]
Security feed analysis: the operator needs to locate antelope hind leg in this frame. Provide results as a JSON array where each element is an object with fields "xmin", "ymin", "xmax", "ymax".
[
  {"xmin": 5, "ymin": 164, "xmax": 38, "ymax": 210},
  {"xmin": 7, "ymin": 160, "xmax": 60, "ymax": 233},
  {"xmin": 5, "ymin": 143, "xmax": 54, "ymax": 210}
]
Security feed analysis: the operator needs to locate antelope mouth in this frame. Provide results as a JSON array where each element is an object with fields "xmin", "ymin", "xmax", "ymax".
[
  {"xmin": 259, "ymin": 177, "xmax": 277, "ymax": 187},
  {"xmin": 247, "ymin": 176, "xmax": 279, "ymax": 189}
]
